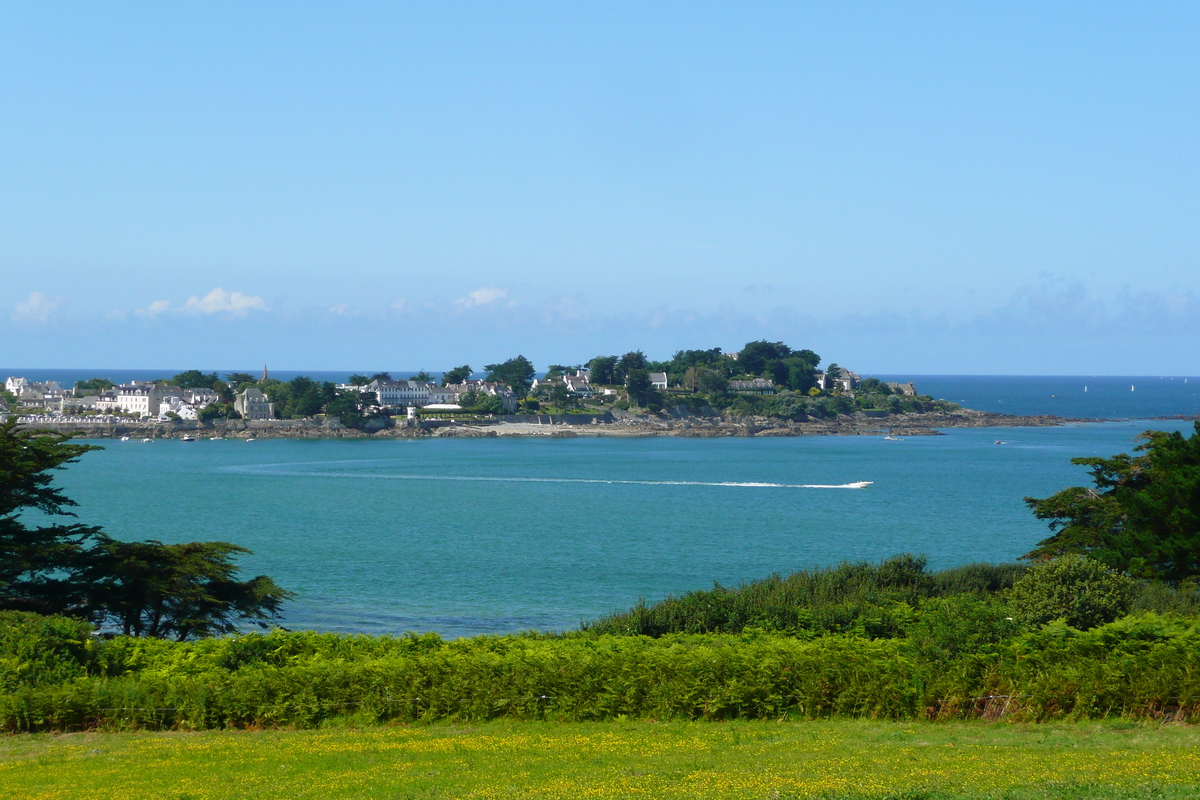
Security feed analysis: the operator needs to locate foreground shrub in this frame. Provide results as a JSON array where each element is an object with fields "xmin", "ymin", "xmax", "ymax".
[
  {"xmin": 0, "ymin": 611, "xmax": 93, "ymax": 691},
  {"xmin": 583, "ymin": 555, "xmax": 1027, "ymax": 637},
  {"xmin": 1009, "ymin": 555, "xmax": 1137, "ymax": 630},
  {"xmin": 4, "ymin": 614, "xmax": 1200, "ymax": 732}
]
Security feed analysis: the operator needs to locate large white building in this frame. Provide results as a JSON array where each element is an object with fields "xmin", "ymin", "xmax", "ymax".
[
  {"xmin": 115, "ymin": 382, "xmax": 170, "ymax": 418},
  {"xmin": 340, "ymin": 380, "xmax": 461, "ymax": 409},
  {"xmin": 364, "ymin": 379, "xmax": 433, "ymax": 408}
]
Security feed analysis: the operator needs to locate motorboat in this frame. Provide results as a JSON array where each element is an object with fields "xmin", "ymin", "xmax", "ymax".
[
  {"xmin": 142, "ymin": 438, "xmax": 152, "ymax": 443},
  {"xmin": 180, "ymin": 435, "xmax": 196, "ymax": 442},
  {"xmin": 120, "ymin": 436, "xmax": 130, "ymax": 441},
  {"xmin": 883, "ymin": 435, "xmax": 900, "ymax": 441}
]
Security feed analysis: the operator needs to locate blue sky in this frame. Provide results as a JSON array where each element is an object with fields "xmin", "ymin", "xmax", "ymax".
[{"xmin": 3, "ymin": 2, "xmax": 1198, "ymax": 374}]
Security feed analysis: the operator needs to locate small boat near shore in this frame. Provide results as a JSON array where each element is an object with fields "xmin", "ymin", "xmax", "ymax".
[{"xmin": 180, "ymin": 435, "xmax": 196, "ymax": 442}]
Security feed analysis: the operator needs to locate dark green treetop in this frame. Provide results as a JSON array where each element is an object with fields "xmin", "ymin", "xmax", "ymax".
[
  {"xmin": 484, "ymin": 356, "xmax": 536, "ymax": 397},
  {"xmin": 1024, "ymin": 422, "xmax": 1200, "ymax": 580},
  {"xmin": 172, "ymin": 371, "xmax": 220, "ymax": 390},
  {"xmin": 72, "ymin": 378, "xmax": 114, "ymax": 397},
  {"xmin": 443, "ymin": 365, "xmax": 472, "ymax": 385}
]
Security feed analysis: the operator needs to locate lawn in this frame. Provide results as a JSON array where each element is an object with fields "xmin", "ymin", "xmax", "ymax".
[{"xmin": 2, "ymin": 720, "xmax": 1198, "ymax": 799}]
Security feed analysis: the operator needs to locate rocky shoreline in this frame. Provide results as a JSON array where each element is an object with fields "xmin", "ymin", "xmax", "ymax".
[{"xmin": 13, "ymin": 408, "xmax": 1119, "ymax": 440}]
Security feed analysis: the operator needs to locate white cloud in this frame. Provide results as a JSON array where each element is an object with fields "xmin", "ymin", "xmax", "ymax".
[
  {"xmin": 12, "ymin": 291, "xmax": 62, "ymax": 323},
  {"xmin": 183, "ymin": 288, "xmax": 267, "ymax": 316},
  {"xmin": 390, "ymin": 299, "xmax": 410, "ymax": 314},
  {"xmin": 135, "ymin": 300, "xmax": 171, "ymax": 318},
  {"xmin": 454, "ymin": 286, "xmax": 508, "ymax": 310},
  {"xmin": 328, "ymin": 303, "xmax": 351, "ymax": 316}
]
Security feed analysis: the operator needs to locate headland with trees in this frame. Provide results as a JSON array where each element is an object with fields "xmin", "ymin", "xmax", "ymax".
[{"xmin": 6, "ymin": 341, "xmax": 1077, "ymax": 439}]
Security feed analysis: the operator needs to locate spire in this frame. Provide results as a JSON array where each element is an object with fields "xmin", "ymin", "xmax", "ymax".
[{"xmin": 262, "ymin": 363, "xmax": 268, "ymax": 381}]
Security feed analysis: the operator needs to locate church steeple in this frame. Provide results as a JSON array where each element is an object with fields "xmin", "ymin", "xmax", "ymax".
[{"xmin": 262, "ymin": 363, "xmax": 268, "ymax": 381}]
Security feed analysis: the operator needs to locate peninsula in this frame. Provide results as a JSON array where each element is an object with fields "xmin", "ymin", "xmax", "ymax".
[{"xmin": 3, "ymin": 341, "xmax": 1103, "ymax": 439}]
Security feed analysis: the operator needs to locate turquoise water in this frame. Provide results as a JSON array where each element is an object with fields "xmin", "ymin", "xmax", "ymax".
[{"xmin": 52, "ymin": 419, "xmax": 1196, "ymax": 637}]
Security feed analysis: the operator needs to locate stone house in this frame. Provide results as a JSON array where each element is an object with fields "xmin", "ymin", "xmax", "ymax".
[{"xmin": 235, "ymin": 387, "xmax": 275, "ymax": 420}]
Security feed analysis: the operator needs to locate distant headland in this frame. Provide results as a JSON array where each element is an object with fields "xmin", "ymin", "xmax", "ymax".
[{"xmin": 3, "ymin": 341, "xmax": 1106, "ymax": 439}]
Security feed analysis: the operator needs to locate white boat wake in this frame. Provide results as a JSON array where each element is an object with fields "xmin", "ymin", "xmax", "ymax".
[{"xmin": 221, "ymin": 463, "xmax": 872, "ymax": 489}]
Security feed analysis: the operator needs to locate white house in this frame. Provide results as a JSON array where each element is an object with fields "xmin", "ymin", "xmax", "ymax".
[
  {"xmin": 563, "ymin": 372, "xmax": 593, "ymax": 397},
  {"xmin": 814, "ymin": 370, "xmax": 861, "ymax": 393},
  {"xmin": 158, "ymin": 395, "xmax": 200, "ymax": 421},
  {"xmin": 648, "ymin": 372, "xmax": 669, "ymax": 390}
]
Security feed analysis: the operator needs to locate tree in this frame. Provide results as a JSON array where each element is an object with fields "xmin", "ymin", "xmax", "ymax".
[
  {"xmin": 737, "ymin": 341, "xmax": 792, "ymax": 376},
  {"xmin": 587, "ymin": 355, "xmax": 618, "ymax": 385},
  {"xmin": 198, "ymin": 402, "xmax": 236, "ymax": 422},
  {"xmin": 669, "ymin": 348, "xmax": 724, "ymax": 375},
  {"xmin": 409, "ymin": 370, "xmax": 432, "ymax": 383},
  {"xmin": 0, "ymin": 421, "xmax": 105, "ymax": 615},
  {"xmin": 859, "ymin": 378, "xmax": 891, "ymax": 395},
  {"xmin": 324, "ymin": 388, "xmax": 385, "ymax": 430},
  {"xmin": 625, "ymin": 368, "xmax": 652, "ymax": 406},
  {"xmin": 370, "ymin": 372, "xmax": 392, "ymax": 383},
  {"xmin": 72, "ymin": 378, "xmax": 114, "ymax": 397},
  {"xmin": 0, "ymin": 420, "xmax": 291, "ymax": 637},
  {"xmin": 484, "ymin": 356, "xmax": 536, "ymax": 397},
  {"xmin": 697, "ymin": 368, "xmax": 729, "ymax": 395},
  {"xmin": 1023, "ymin": 422, "xmax": 1200, "ymax": 581},
  {"xmin": 172, "ymin": 371, "xmax": 219, "ymax": 390},
  {"xmin": 226, "ymin": 373, "xmax": 257, "ymax": 387},
  {"xmin": 443, "ymin": 365, "xmax": 472, "ymax": 386},
  {"xmin": 347, "ymin": 374, "xmax": 372, "ymax": 386},
  {"xmin": 83, "ymin": 540, "xmax": 292, "ymax": 640},
  {"xmin": 615, "ymin": 351, "xmax": 647, "ymax": 384},
  {"xmin": 547, "ymin": 382, "xmax": 572, "ymax": 409}
]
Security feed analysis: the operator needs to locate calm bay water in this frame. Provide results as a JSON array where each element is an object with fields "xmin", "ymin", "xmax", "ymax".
[{"xmin": 53, "ymin": 416, "xmax": 1197, "ymax": 638}]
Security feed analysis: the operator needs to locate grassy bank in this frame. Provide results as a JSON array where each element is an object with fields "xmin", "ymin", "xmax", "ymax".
[{"xmin": 4, "ymin": 720, "xmax": 1199, "ymax": 799}]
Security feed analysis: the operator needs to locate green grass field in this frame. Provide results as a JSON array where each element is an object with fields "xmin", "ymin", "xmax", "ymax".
[{"xmin": 2, "ymin": 721, "xmax": 1198, "ymax": 799}]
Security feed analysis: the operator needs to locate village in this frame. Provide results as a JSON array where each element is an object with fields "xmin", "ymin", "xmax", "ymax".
[{"xmin": 2, "ymin": 362, "xmax": 917, "ymax": 426}]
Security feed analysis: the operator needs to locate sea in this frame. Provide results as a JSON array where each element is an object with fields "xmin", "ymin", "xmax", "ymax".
[{"xmin": 10, "ymin": 370, "xmax": 1200, "ymax": 638}]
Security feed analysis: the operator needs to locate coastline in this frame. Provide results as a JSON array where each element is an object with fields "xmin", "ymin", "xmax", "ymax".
[{"xmin": 10, "ymin": 407, "xmax": 1131, "ymax": 440}]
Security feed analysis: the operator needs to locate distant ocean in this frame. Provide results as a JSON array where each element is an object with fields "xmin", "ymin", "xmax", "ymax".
[{"xmin": 6, "ymin": 369, "xmax": 1199, "ymax": 420}]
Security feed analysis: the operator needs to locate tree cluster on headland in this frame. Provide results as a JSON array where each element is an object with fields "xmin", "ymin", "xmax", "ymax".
[{"xmin": 2, "ymin": 423, "xmax": 1200, "ymax": 730}]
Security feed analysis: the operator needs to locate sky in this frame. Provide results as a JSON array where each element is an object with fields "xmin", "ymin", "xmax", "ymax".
[{"xmin": 2, "ymin": 2, "xmax": 1198, "ymax": 375}]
